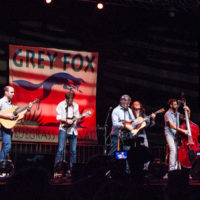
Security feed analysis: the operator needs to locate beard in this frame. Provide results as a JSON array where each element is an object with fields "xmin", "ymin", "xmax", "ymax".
[{"xmin": 172, "ymin": 107, "xmax": 177, "ymax": 113}]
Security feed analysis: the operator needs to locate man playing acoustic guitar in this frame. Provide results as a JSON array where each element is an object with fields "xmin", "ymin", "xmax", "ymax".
[
  {"xmin": 0, "ymin": 86, "xmax": 32, "ymax": 162},
  {"xmin": 108, "ymin": 94, "xmax": 135, "ymax": 157}
]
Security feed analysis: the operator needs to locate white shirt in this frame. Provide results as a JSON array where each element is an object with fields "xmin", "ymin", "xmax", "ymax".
[
  {"xmin": 0, "ymin": 96, "xmax": 14, "ymax": 111},
  {"xmin": 56, "ymin": 100, "xmax": 80, "ymax": 135},
  {"xmin": 0, "ymin": 96, "xmax": 15, "ymax": 131}
]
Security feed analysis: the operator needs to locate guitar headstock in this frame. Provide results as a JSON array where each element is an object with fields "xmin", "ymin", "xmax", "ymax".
[
  {"xmin": 32, "ymin": 98, "xmax": 40, "ymax": 104},
  {"xmin": 156, "ymin": 108, "xmax": 165, "ymax": 114},
  {"xmin": 84, "ymin": 111, "xmax": 92, "ymax": 117}
]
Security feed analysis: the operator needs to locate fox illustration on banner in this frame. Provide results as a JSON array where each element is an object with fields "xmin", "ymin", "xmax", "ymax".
[
  {"xmin": 14, "ymin": 72, "xmax": 85, "ymax": 104},
  {"xmin": 9, "ymin": 45, "xmax": 98, "ymax": 143}
]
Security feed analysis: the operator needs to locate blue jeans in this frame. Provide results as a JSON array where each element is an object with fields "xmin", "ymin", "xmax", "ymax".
[
  {"xmin": 108, "ymin": 135, "xmax": 131, "ymax": 156},
  {"xmin": 0, "ymin": 129, "xmax": 12, "ymax": 161},
  {"xmin": 108, "ymin": 135, "xmax": 118, "ymax": 156},
  {"xmin": 55, "ymin": 129, "xmax": 77, "ymax": 169},
  {"xmin": 108, "ymin": 135, "xmax": 131, "ymax": 173}
]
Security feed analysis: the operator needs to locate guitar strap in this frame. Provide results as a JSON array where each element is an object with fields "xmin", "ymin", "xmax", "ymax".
[
  {"xmin": 65, "ymin": 105, "xmax": 68, "ymax": 119},
  {"xmin": 119, "ymin": 108, "xmax": 134, "ymax": 148},
  {"xmin": 123, "ymin": 108, "xmax": 133, "ymax": 122},
  {"xmin": 65, "ymin": 103, "xmax": 75, "ymax": 119},
  {"xmin": 65, "ymin": 103, "xmax": 76, "ymax": 136}
]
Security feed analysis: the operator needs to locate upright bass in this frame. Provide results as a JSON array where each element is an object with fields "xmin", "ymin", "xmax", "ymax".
[{"xmin": 178, "ymin": 97, "xmax": 200, "ymax": 168}]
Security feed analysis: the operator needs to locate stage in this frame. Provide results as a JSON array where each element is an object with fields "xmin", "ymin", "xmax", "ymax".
[
  {"xmin": 0, "ymin": 142, "xmax": 200, "ymax": 199},
  {"xmin": 1, "ymin": 172, "xmax": 200, "ymax": 200}
]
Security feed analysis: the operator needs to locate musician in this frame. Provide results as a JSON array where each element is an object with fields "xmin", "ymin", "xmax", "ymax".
[
  {"xmin": 131, "ymin": 100, "xmax": 156, "ymax": 170},
  {"xmin": 164, "ymin": 98, "xmax": 190, "ymax": 175},
  {"xmin": 0, "ymin": 86, "xmax": 32, "ymax": 161},
  {"xmin": 108, "ymin": 94, "xmax": 135, "ymax": 156},
  {"xmin": 55, "ymin": 91, "xmax": 80, "ymax": 173}
]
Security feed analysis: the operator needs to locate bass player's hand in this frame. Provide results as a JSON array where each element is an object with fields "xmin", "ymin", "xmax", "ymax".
[{"xmin": 178, "ymin": 128, "xmax": 189, "ymax": 136}]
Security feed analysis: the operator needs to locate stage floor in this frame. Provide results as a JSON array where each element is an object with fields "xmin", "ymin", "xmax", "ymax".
[
  {"xmin": 1, "ymin": 175, "xmax": 200, "ymax": 200},
  {"xmin": 1, "ymin": 173, "xmax": 200, "ymax": 186}
]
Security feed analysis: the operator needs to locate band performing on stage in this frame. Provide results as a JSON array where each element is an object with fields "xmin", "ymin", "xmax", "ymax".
[
  {"xmin": 0, "ymin": 87, "xmax": 199, "ymax": 181},
  {"xmin": 1, "ymin": 2, "xmax": 200, "ymax": 200}
]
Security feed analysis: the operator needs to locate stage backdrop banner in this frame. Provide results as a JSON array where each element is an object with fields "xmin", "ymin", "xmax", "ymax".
[{"xmin": 9, "ymin": 44, "xmax": 98, "ymax": 143}]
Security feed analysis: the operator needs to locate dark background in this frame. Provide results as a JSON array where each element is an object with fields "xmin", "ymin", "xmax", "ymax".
[{"xmin": 0, "ymin": 0, "xmax": 199, "ymax": 159}]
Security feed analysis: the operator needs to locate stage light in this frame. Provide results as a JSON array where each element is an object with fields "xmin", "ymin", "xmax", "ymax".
[
  {"xmin": 45, "ymin": 0, "xmax": 52, "ymax": 4},
  {"xmin": 97, "ymin": 2, "xmax": 104, "ymax": 10}
]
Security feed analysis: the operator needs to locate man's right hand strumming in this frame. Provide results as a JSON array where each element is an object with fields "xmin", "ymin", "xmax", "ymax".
[
  {"xmin": 66, "ymin": 119, "xmax": 74, "ymax": 125},
  {"xmin": 7, "ymin": 113, "xmax": 18, "ymax": 120},
  {"xmin": 124, "ymin": 124, "xmax": 134, "ymax": 131}
]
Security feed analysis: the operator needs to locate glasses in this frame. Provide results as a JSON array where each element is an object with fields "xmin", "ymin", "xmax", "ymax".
[{"xmin": 134, "ymin": 108, "xmax": 141, "ymax": 111}]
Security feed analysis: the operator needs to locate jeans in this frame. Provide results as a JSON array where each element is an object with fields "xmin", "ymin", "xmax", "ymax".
[
  {"xmin": 108, "ymin": 135, "xmax": 131, "ymax": 155},
  {"xmin": 108, "ymin": 135, "xmax": 131, "ymax": 173},
  {"xmin": 55, "ymin": 129, "xmax": 77, "ymax": 169},
  {"xmin": 0, "ymin": 129, "xmax": 12, "ymax": 161},
  {"xmin": 165, "ymin": 134, "xmax": 178, "ymax": 171},
  {"xmin": 108, "ymin": 135, "xmax": 118, "ymax": 156}
]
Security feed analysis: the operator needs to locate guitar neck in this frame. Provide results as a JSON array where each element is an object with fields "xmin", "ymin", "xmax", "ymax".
[
  {"xmin": 76, "ymin": 113, "xmax": 88, "ymax": 122},
  {"xmin": 144, "ymin": 109, "xmax": 164, "ymax": 121},
  {"xmin": 14, "ymin": 105, "xmax": 29, "ymax": 115},
  {"xmin": 13, "ymin": 99, "xmax": 38, "ymax": 115},
  {"xmin": 183, "ymin": 101, "xmax": 192, "ymax": 136},
  {"xmin": 144, "ymin": 114, "xmax": 152, "ymax": 121}
]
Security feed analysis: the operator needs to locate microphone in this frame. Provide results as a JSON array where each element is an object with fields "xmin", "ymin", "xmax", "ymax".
[{"xmin": 107, "ymin": 107, "xmax": 113, "ymax": 114}]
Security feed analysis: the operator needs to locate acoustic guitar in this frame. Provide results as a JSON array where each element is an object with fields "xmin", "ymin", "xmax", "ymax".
[
  {"xmin": 61, "ymin": 110, "xmax": 91, "ymax": 129},
  {"xmin": 126, "ymin": 108, "xmax": 165, "ymax": 137},
  {"xmin": 0, "ymin": 98, "xmax": 39, "ymax": 129}
]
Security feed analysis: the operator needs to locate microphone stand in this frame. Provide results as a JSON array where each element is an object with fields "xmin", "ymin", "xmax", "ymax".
[{"xmin": 103, "ymin": 107, "xmax": 112, "ymax": 156}]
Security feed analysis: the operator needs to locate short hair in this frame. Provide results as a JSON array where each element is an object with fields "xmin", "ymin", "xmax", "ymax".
[
  {"xmin": 168, "ymin": 98, "xmax": 177, "ymax": 107},
  {"xmin": 65, "ymin": 91, "xmax": 75, "ymax": 99},
  {"xmin": 4, "ymin": 85, "xmax": 13, "ymax": 92},
  {"xmin": 120, "ymin": 94, "xmax": 131, "ymax": 103}
]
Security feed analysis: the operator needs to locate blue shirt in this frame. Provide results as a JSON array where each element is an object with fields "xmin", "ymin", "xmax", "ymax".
[
  {"xmin": 164, "ymin": 109, "xmax": 180, "ymax": 136},
  {"xmin": 111, "ymin": 105, "xmax": 135, "ymax": 136}
]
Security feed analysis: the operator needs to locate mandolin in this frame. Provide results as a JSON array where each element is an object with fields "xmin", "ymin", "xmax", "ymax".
[
  {"xmin": 61, "ymin": 110, "xmax": 91, "ymax": 129},
  {"xmin": 0, "ymin": 98, "xmax": 39, "ymax": 129}
]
